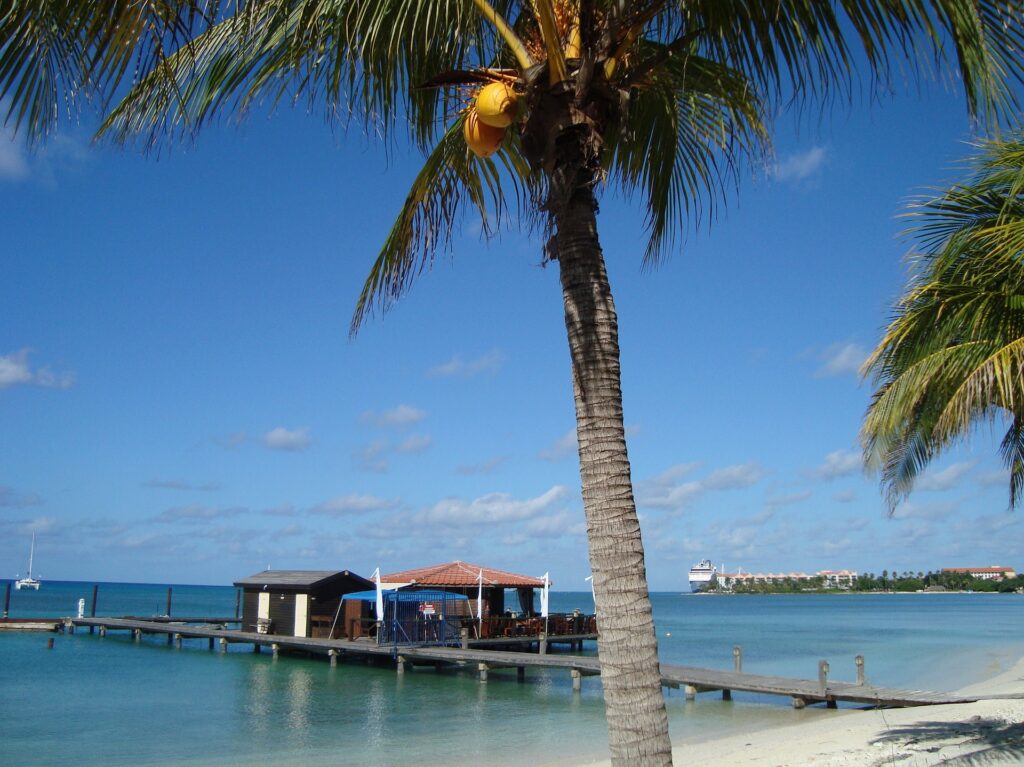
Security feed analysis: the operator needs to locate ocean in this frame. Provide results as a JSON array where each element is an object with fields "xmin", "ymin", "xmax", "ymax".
[{"xmin": 2, "ymin": 582, "xmax": 1022, "ymax": 766}]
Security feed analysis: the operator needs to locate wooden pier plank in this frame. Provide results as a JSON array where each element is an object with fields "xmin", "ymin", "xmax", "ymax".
[{"xmin": 68, "ymin": 617, "xmax": 975, "ymax": 709}]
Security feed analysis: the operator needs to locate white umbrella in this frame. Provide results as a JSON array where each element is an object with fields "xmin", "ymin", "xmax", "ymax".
[
  {"xmin": 373, "ymin": 567, "xmax": 384, "ymax": 622},
  {"xmin": 477, "ymin": 569, "xmax": 484, "ymax": 635},
  {"xmin": 540, "ymin": 572, "xmax": 550, "ymax": 618}
]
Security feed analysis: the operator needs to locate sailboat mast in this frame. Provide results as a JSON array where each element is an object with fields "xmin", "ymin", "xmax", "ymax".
[{"xmin": 26, "ymin": 533, "xmax": 34, "ymax": 578}]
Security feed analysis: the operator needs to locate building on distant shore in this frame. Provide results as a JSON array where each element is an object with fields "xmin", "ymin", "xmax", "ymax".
[
  {"xmin": 716, "ymin": 569, "xmax": 858, "ymax": 592},
  {"xmin": 941, "ymin": 566, "xmax": 1017, "ymax": 581}
]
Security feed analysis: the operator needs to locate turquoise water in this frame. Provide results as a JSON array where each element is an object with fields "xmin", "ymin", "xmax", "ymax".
[{"xmin": 2, "ymin": 582, "xmax": 1022, "ymax": 766}]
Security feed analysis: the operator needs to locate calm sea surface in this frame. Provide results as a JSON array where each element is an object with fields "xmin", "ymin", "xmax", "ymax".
[{"xmin": 2, "ymin": 582, "xmax": 1022, "ymax": 766}]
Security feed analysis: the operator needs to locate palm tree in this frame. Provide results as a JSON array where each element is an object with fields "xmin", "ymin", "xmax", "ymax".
[
  {"xmin": 4, "ymin": 2, "xmax": 1022, "ymax": 764},
  {"xmin": 862, "ymin": 136, "xmax": 1024, "ymax": 513}
]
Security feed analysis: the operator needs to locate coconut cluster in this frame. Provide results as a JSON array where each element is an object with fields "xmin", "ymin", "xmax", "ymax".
[{"xmin": 463, "ymin": 82, "xmax": 518, "ymax": 158}]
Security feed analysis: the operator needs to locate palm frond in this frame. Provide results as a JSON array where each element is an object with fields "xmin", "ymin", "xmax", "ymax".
[
  {"xmin": 350, "ymin": 114, "xmax": 535, "ymax": 334},
  {"xmin": 679, "ymin": 0, "xmax": 1023, "ymax": 125},
  {"xmin": 609, "ymin": 45, "xmax": 768, "ymax": 263},
  {"xmin": 863, "ymin": 133, "xmax": 1024, "ymax": 511},
  {"xmin": 1, "ymin": 0, "xmax": 213, "ymax": 143}
]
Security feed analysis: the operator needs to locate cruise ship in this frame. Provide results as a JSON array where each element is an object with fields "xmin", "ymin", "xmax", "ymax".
[{"xmin": 687, "ymin": 559, "xmax": 718, "ymax": 593}]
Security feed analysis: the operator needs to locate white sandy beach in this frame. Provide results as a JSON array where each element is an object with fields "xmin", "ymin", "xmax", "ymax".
[{"xmin": 573, "ymin": 657, "xmax": 1024, "ymax": 766}]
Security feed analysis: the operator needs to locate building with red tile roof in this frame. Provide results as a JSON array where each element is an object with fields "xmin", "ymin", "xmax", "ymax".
[{"xmin": 381, "ymin": 560, "xmax": 547, "ymax": 619}]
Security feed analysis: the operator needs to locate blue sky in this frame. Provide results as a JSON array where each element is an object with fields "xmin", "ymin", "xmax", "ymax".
[{"xmin": 2, "ymin": 75, "xmax": 1021, "ymax": 590}]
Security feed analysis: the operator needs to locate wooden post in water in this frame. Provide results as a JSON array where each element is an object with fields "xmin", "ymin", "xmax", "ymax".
[
  {"xmin": 329, "ymin": 649, "xmax": 338, "ymax": 667},
  {"xmin": 3, "ymin": 581, "xmax": 10, "ymax": 618},
  {"xmin": 99, "ymin": 626, "xmax": 106, "ymax": 638},
  {"xmin": 571, "ymin": 669, "xmax": 582, "ymax": 692},
  {"xmin": 272, "ymin": 643, "xmax": 279, "ymax": 659},
  {"xmin": 855, "ymin": 655, "xmax": 865, "ymax": 685},
  {"xmin": 219, "ymin": 637, "xmax": 228, "ymax": 653},
  {"xmin": 684, "ymin": 685, "xmax": 697, "ymax": 701},
  {"xmin": 733, "ymin": 645, "xmax": 742, "ymax": 672},
  {"xmin": 174, "ymin": 633, "xmax": 182, "ymax": 648},
  {"xmin": 396, "ymin": 655, "xmax": 406, "ymax": 675},
  {"xmin": 90, "ymin": 585, "xmax": 98, "ymax": 634},
  {"xmin": 478, "ymin": 663, "xmax": 489, "ymax": 683},
  {"xmin": 166, "ymin": 587, "xmax": 172, "ymax": 617}
]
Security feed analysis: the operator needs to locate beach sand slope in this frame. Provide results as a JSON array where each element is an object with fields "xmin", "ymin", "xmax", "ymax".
[{"xmin": 575, "ymin": 660, "xmax": 1024, "ymax": 766}]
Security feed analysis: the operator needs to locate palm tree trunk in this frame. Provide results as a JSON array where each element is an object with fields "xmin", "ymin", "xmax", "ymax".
[{"xmin": 554, "ymin": 174, "xmax": 673, "ymax": 766}]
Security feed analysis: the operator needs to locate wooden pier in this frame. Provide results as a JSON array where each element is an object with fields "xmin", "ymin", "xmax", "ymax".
[{"xmin": 65, "ymin": 616, "xmax": 977, "ymax": 709}]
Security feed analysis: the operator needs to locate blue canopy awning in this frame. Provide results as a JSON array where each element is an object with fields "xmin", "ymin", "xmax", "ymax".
[{"xmin": 342, "ymin": 588, "xmax": 469, "ymax": 603}]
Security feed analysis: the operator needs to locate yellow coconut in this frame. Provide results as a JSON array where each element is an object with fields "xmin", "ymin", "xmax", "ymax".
[
  {"xmin": 475, "ymin": 82, "xmax": 518, "ymax": 128},
  {"xmin": 463, "ymin": 109, "xmax": 506, "ymax": 158}
]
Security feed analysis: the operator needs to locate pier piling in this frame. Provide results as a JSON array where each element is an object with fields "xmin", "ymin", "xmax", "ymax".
[
  {"xmin": 684, "ymin": 685, "xmax": 697, "ymax": 701},
  {"xmin": 856, "ymin": 655, "xmax": 865, "ymax": 685},
  {"xmin": 478, "ymin": 663, "xmax": 489, "ymax": 683},
  {"xmin": 272, "ymin": 643, "xmax": 280, "ymax": 659},
  {"xmin": 329, "ymin": 649, "xmax": 338, "ymax": 667},
  {"xmin": 733, "ymin": 645, "xmax": 742, "ymax": 672},
  {"xmin": 219, "ymin": 637, "xmax": 228, "ymax": 653},
  {"xmin": 99, "ymin": 626, "xmax": 106, "ymax": 638},
  {"xmin": 571, "ymin": 669, "xmax": 581, "ymax": 692}
]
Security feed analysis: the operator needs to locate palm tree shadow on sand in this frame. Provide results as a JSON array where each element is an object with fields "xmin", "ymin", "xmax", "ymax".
[{"xmin": 869, "ymin": 718, "xmax": 1024, "ymax": 766}]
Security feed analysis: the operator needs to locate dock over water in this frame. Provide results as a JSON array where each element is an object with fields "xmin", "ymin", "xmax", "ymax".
[{"xmin": 66, "ymin": 616, "xmax": 976, "ymax": 710}]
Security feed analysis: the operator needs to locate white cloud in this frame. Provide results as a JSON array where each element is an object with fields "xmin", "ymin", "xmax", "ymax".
[
  {"xmin": 311, "ymin": 494, "xmax": 400, "ymax": 515},
  {"xmin": 416, "ymin": 485, "xmax": 569, "ymax": 526},
  {"xmin": 832, "ymin": 488, "xmax": 857, "ymax": 503},
  {"xmin": 0, "ymin": 349, "xmax": 75, "ymax": 389},
  {"xmin": 766, "ymin": 490, "xmax": 812, "ymax": 508},
  {"xmin": 155, "ymin": 506, "xmax": 245, "ymax": 523},
  {"xmin": 772, "ymin": 146, "xmax": 827, "ymax": 182},
  {"xmin": 816, "ymin": 343, "xmax": 869, "ymax": 378},
  {"xmin": 362, "ymin": 404, "xmax": 427, "ymax": 428},
  {"xmin": 262, "ymin": 427, "xmax": 311, "ymax": 452},
  {"xmin": 397, "ymin": 433, "xmax": 432, "ymax": 453},
  {"xmin": 0, "ymin": 485, "xmax": 43, "ymax": 508},
  {"xmin": 0, "ymin": 137, "xmax": 29, "ymax": 181},
  {"xmin": 916, "ymin": 462, "xmax": 974, "ymax": 492},
  {"xmin": 703, "ymin": 463, "xmax": 766, "ymax": 490},
  {"xmin": 212, "ymin": 431, "xmax": 248, "ymax": 449},
  {"xmin": 538, "ymin": 429, "xmax": 577, "ymax": 461},
  {"xmin": 428, "ymin": 349, "xmax": 505, "ymax": 377},
  {"xmin": 456, "ymin": 456, "xmax": 507, "ymax": 475},
  {"xmin": 143, "ymin": 479, "xmax": 221, "ymax": 492},
  {"xmin": 891, "ymin": 499, "xmax": 959, "ymax": 520},
  {"xmin": 521, "ymin": 511, "xmax": 586, "ymax": 539},
  {"xmin": 814, "ymin": 449, "xmax": 863, "ymax": 480},
  {"xmin": 637, "ymin": 462, "xmax": 765, "ymax": 510},
  {"xmin": 357, "ymin": 439, "xmax": 389, "ymax": 472}
]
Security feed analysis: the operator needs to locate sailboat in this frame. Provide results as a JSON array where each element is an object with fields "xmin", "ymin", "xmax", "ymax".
[{"xmin": 15, "ymin": 534, "xmax": 40, "ymax": 590}]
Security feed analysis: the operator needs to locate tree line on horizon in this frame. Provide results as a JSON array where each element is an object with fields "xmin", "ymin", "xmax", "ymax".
[{"xmin": 712, "ymin": 570, "xmax": 1024, "ymax": 594}]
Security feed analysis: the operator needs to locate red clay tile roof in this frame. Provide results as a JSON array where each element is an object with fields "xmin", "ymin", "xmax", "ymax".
[{"xmin": 382, "ymin": 560, "xmax": 547, "ymax": 588}]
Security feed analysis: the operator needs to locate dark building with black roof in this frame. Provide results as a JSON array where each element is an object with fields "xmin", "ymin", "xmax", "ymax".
[{"xmin": 233, "ymin": 570, "xmax": 374, "ymax": 638}]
